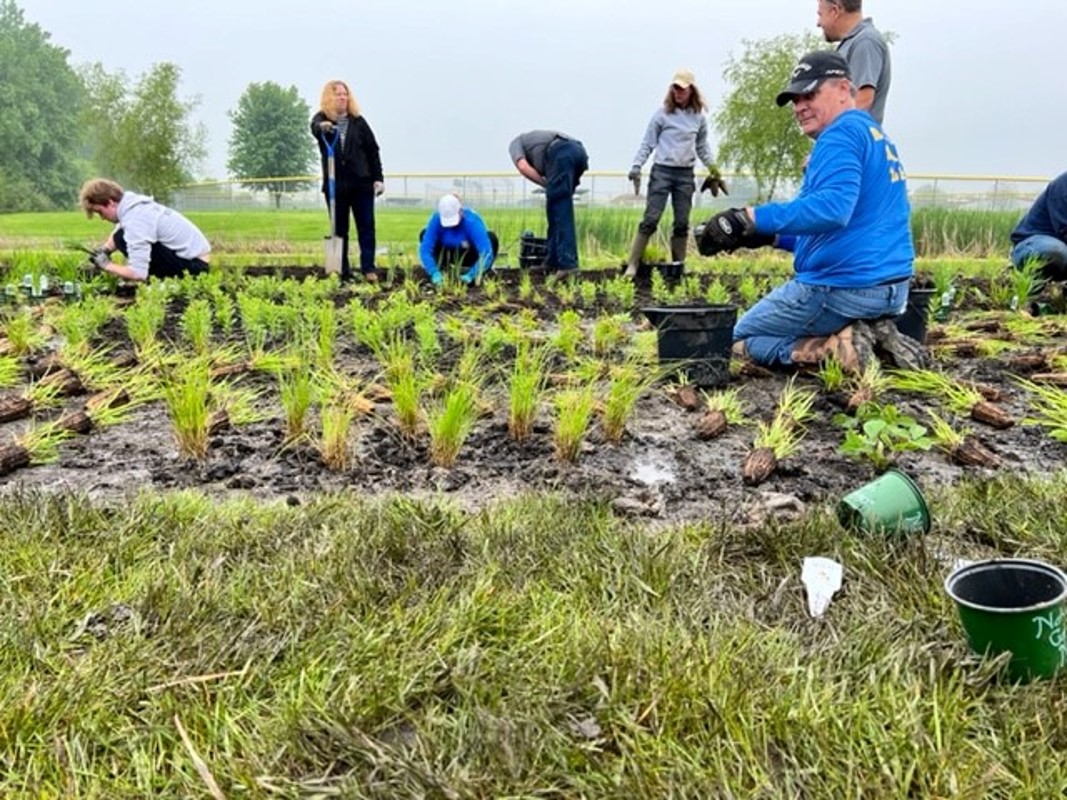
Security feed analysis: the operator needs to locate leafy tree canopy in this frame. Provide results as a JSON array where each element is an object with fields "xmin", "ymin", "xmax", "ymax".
[
  {"xmin": 0, "ymin": 0, "xmax": 86, "ymax": 211},
  {"xmin": 227, "ymin": 81, "xmax": 314, "ymax": 207},
  {"xmin": 714, "ymin": 32, "xmax": 823, "ymax": 202},
  {"xmin": 80, "ymin": 61, "xmax": 206, "ymax": 203}
]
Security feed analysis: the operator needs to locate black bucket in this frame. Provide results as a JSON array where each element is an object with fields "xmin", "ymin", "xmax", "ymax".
[
  {"xmin": 641, "ymin": 304, "xmax": 738, "ymax": 388},
  {"xmin": 519, "ymin": 231, "xmax": 548, "ymax": 269},
  {"xmin": 894, "ymin": 287, "xmax": 937, "ymax": 344}
]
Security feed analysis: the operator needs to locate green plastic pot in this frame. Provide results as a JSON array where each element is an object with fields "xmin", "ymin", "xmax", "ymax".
[
  {"xmin": 837, "ymin": 468, "xmax": 930, "ymax": 535},
  {"xmin": 945, "ymin": 559, "xmax": 1067, "ymax": 682}
]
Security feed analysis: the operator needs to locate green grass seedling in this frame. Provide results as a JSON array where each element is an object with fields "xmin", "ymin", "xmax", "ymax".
[
  {"xmin": 0, "ymin": 355, "xmax": 18, "ymax": 388},
  {"xmin": 2, "ymin": 307, "xmax": 44, "ymax": 356},
  {"xmin": 553, "ymin": 385, "xmax": 596, "ymax": 463},
  {"xmin": 702, "ymin": 386, "xmax": 749, "ymax": 425},
  {"xmin": 601, "ymin": 364, "xmax": 657, "ymax": 443},
  {"xmin": 1015, "ymin": 377, "xmax": 1067, "ymax": 442},
  {"xmin": 162, "ymin": 360, "xmax": 212, "ymax": 459},
  {"xmin": 316, "ymin": 401, "xmax": 355, "ymax": 471},
  {"xmin": 428, "ymin": 383, "xmax": 479, "ymax": 468},
  {"xmin": 888, "ymin": 368, "xmax": 982, "ymax": 415},
  {"xmin": 180, "ymin": 298, "xmax": 214, "ymax": 355}
]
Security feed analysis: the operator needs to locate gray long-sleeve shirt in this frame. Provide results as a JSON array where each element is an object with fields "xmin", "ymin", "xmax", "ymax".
[
  {"xmin": 631, "ymin": 108, "xmax": 714, "ymax": 170},
  {"xmin": 115, "ymin": 192, "xmax": 211, "ymax": 279}
]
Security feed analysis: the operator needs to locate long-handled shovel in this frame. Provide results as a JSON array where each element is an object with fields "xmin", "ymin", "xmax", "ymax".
[{"xmin": 323, "ymin": 128, "xmax": 343, "ymax": 276}]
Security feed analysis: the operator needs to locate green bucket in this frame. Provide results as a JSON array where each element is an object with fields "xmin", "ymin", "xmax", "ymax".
[
  {"xmin": 945, "ymin": 559, "xmax": 1067, "ymax": 682},
  {"xmin": 837, "ymin": 468, "xmax": 930, "ymax": 535}
]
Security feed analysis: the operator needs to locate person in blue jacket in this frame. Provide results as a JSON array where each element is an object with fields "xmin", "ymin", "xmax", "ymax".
[
  {"xmin": 1010, "ymin": 171, "xmax": 1067, "ymax": 285},
  {"xmin": 418, "ymin": 194, "xmax": 499, "ymax": 285},
  {"xmin": 697, "ymin": 50, "xmax": 925, "ymax": 372}
]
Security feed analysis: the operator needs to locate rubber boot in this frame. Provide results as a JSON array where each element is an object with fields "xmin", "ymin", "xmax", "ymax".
[
  {"xmin": 670, "ymin": 234, "xmax": 688, "ymax": 264},
  {"xmin": 625, "ymin": 232, "xmax": 651, "ymax": 278}
]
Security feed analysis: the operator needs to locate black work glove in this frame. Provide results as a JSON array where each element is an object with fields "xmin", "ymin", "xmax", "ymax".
[
  {"xmin": 88, "ymin": 248, "xmax": 111, "ymax": 270},
  {"xmin": 700, "ymin": 165, "xmax": 729, "ymax": 197},
  {"xmin": 696, "ymin": 208, "xmax": 754, "ymax": 256}
]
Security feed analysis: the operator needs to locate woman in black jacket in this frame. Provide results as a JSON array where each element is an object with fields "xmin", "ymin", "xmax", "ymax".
[{"xmin": 311, "ymin": 79, "xmax": 384, "ymax": 282}]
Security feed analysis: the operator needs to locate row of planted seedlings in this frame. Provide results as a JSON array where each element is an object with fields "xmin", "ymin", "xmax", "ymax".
[
  {"xmin": 5, "ymin": 258, "xmax": 1067, "ymax": 485},
  {"xmin": 0, "ymin": 268, "xmax": 680, "ymax": 478}
]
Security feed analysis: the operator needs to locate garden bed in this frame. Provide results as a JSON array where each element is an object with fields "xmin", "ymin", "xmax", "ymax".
[{"xmin": 2, "ymin": 266, "xmax": 1066, "ymax": 526}]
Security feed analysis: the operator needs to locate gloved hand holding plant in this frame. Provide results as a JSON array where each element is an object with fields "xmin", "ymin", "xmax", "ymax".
[{"xmin": 700, "ymin": 165, "xmax": 729, "ymax": 197}]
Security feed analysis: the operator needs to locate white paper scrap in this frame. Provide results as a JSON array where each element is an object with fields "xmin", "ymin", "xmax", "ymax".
[{"xmin": 801, "ymin": 556, "xmax": 844, "ymax": 618}]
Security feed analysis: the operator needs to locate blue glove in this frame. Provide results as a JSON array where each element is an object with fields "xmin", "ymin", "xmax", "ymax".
[
  {"xmin": 460, "ymin": 268, "xmax": 477, "ymax": 285},
  {"xmin": 429, "ymin": 270, "xmax": 443, "ymax": 286}
]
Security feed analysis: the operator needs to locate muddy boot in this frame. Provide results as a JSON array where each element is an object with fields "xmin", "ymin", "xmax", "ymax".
[
  {"xmin": 790, "ymin": 322, "xmax": 875, "ymax": 374},
  {"xmin": 670, "ymin": 234, "xmax": 688, "ymax": 264},
  {"xmin": 624, "ymin": 232, "xmax": 651, "ymax": 278},
  {"xmin": 868, "ymin": 318, "xmax": 929, "ymax": 370}
]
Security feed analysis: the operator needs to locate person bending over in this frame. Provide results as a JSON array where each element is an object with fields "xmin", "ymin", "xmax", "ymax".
[
  {"xmin": 418, "ymin": 194, "xmax": 499, "ymax": 286},
  {"xmin": 79, "ymin": 178, "xmax": 210, "ymax": 281}
]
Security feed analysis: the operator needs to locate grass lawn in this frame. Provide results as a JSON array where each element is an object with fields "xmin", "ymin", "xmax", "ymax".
[{"xmin": 1, "ymin": 476, "xmax": 1066, "ymax": 796}]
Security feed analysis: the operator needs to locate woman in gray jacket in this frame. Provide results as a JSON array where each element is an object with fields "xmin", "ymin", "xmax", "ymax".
[{"xmin": 625, "ymin": 69, "xmax": 726, "ymax": 277}]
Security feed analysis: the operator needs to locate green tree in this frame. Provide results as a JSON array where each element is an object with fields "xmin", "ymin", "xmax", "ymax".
[
  {"xmin": 227, "ymin": 81, "xmax": 314, "ymax": 209},
  {"xmin": 714, "ymin": 32, "xmax": 823, "ymax": 202},
  {"xmin": 0, "ymin": 0, "xmax": 86, "ymax": 211},
  {"xmin": 81, "ymin": 61, "xmax": 206, "ymax": 202}
]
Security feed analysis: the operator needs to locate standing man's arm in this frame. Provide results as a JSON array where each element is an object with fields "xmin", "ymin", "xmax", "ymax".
[
  {"xmin": 844, "ymin": 39, "xmax": 885, "ymax": 115},
  {"xmin": 514, "ymin": 157, "xmax": 545, "ymax": 187}
]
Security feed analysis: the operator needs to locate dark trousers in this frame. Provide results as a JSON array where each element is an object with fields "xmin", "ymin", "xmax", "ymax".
[
  {"xmin": 112, "ymin": 229, "xmax": 208, "ymax": 280},
  {"xmin": 544, "ymin": 139, "xmax": 588, "ymax": 269},
  {"xmin": 638, "ymin": 164, "xmax": 696, "ymax": 238},
  {"xmin": 418, "ymin": 230, "xmax": 500, "ymax": 272},
  {"xmin": 329, "ymin": 185, "xmax": 377, "ymax": 276}
]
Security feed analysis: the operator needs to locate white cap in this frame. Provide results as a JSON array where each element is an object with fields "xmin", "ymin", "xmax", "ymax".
[{"xmin": 438, "ymin": 194, "xmax": 462, "ymax": 227}]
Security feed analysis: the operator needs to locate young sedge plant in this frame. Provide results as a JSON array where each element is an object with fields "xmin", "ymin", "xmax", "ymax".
[
  {"xmin": 887, "ymin": 368, "xmax": 982, "ymax": 415},
  {"xmin": 278, "ymin": 367, "xmax": 317, "ymax": 442},
  {"xmin": 0, "ymin": 355, "xmax": 19, "ymax": 388},
  {"xmin": 179, "ymin": 297, "xmax": 214, "ymax": 355},
  {"xmin": 743, "ymin": 376, "xmax": 816, "ymax": 485},
  {"xmin": 702, "ymin": 386, "xmax": 749, "ymax": 425},
  {"xmin": 508, "ymin": 343, "xmax": 552, "ymax": 442},
  {"xmin": 1011, "ymin": 257, "xmax": 1046, "ymax": 312},
  {"xmin": 427, "ymin": 380, "xmax": 480, "ymax": 468},
  {"xmin": 553, "ymin": 384, "xmax": 596, "ymax": 463},
  {"xmin": 815, "ymin": 354, "xmax": 848, "ymax": 393},
  {"xmin": 381, "ymin": 336, "xmax": 424, "ymax": 439},
  {"xmin": 2, "ymin": 307, "xmax": 45, "ymax": 356},
  {"xmin": 316, "ymin": 399, "xmax": 355, "ymax": 471},
  {"xmin": 1014, "ymin": 377, "xmax": 1067, "ymax": 442},
  {"xmin": 0, "ymin": 420, "xmax": 71, "ymax": 476},
  {"xmin": 601, "ymin": 363, "xmax": 659, "ymax": 443},
  {"xmin": 161, "ymin": 359, "xmax": 213, "ymax": 460},
  {"xmin": 552, "ymin": 309, "xmax": 583, "ymax": 360},
  {"xmin": 704, "ymin": 278, "xmax": 731, "ymax": 306},
  {"xmin": 591, "ymin": 313, "xmax": 629, "ymax": 359}
]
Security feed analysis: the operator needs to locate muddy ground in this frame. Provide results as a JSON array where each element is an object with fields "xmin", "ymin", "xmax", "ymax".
[{"xmin": 2, "ymin": 267, "xmax": 1066, "ymax": 525}]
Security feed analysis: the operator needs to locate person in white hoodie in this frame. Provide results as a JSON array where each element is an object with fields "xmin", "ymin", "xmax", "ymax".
[{"xmin": 79, "ymin": 178, "xmax": 210, "ymax": 281}]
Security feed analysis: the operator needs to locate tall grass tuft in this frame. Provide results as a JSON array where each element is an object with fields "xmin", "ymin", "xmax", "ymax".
[
  {"xmin": 162, "ymin": 360, "xmax": 212, "ymax": 459},
  {"xmin": 508, "ymin": 343, "xmax": 551, "ymax": 442},
  {"xmin": 553, "ymin": 385, "xmax": 596, "ymax": 462}
]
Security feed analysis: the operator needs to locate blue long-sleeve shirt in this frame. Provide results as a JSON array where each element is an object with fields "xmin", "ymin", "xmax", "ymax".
[
  {"xmin": 753, "ymin": 109, "xmax": 913, "ymax": 287},
  {"xmin": 419, "ymin": 207, "xmax": 494, "ymax": 277},
  {"xmin": 1011, "ymin": 171, "xmax": 1067, "ymax": 245}
]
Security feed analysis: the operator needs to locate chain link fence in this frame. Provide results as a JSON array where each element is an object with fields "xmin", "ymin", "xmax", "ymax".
[{"xmin": 170, "ymin": 173, "xmax": 1052, "ymax": 214}]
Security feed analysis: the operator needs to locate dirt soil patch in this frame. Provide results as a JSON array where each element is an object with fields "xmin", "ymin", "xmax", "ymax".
[{"xmin": 3, "ymin": 268, "xmax": 1066, "ymax": 526}]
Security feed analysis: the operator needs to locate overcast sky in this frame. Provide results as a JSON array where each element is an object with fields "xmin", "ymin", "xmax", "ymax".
[{"xmin": 17, "ymin": 0, "xmax": 1067, "ymax": 182}]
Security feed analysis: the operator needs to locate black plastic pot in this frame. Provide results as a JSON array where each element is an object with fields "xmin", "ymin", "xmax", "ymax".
[
  {"xmin": 641, "ymin": 304, "xmax": 738, "ymax": 388},
  {"xmin": 894, "ymin": 287, "xmax": 937, "ymax": 344},
  {"xmin": 519, "ymin": 232, "xmax": 548, "ymax": 269}
]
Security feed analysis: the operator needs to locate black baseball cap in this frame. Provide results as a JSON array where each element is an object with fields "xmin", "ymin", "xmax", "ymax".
[{"xmin": 775, "ymin": 51, "xmax": 851, "ymax": 106}]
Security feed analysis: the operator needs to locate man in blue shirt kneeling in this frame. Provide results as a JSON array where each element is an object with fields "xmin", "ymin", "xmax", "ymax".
[
  {"xmin": 696, "ymin": 51, "xmax": 925, "ymax": 373},
  {"xmin": 419, "ymin": 194, "xmax": 499, "ymax": 286}
]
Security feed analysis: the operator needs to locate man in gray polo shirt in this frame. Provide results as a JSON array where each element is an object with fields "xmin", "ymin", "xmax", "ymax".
[
  {"xmin": 816, "ymin": 0, "xmax": 891, "ymax": 124},
  {"xmin": 509, "ymin": 130, "xmax": 589, "ymax": 272}
]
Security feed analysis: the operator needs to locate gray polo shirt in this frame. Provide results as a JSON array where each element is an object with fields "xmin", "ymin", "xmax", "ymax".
[
  {"xmin": 836, "ymin": 17, "xmax": 891, "ymax": 124},
  {"xmin": 508, "ymin": 130, "xmax": 574, "ymax": 175}
]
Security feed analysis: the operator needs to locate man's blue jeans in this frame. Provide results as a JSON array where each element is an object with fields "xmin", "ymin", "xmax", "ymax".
[
  {"xmin": 733, "ymin": 278, "xmax": 910, "ymax": 366},
  {"xmin": 544, "ymin": 139, "xmax": 588, "ymax": 269},
  {"xmin": 1011, "ymin": 235, "xmax": 1067, "ymax": 282}
]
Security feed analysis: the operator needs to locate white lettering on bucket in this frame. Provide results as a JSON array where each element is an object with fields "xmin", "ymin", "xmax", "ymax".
[{"xmin": 1033, "ymin": 608, "xmax": 1067, "ymax": 668}]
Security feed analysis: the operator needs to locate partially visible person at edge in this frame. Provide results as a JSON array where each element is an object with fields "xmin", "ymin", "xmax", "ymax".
[
  {"xmin": 696, "ymin": 51, "xmax": 925, "ymax": 374},
  {"xmin": 78, "ymin": 178, "xmax": 210, "ymax": 281},
  {"xmin": 418, "ymin": 194, "xmax": 500, "ymax": 286},
  {"xmin": 817, "ymin": 0, "xmax": 891, "ymax": 124},
  {"xmin": 310, "ymin": 79, "xmax": 384, "ymax": 283},
  {"xmin": 1010, "ymin": 171, "xmax": 1067, "ymax": 287},
  {"xmin": 508, "ymin": 130, "xmax": 589, "ymax": 273},
  {"xmin": 624, "ymin": 68, "xmax": 728, "ymax": 278}
]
